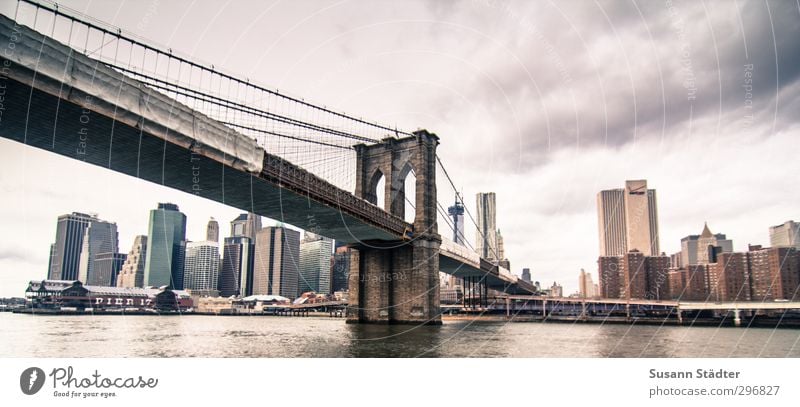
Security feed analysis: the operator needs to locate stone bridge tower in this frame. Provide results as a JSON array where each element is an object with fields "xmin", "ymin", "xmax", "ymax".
[{"xmin": 347, "ymin": 130, "xmax": 442, "ymax": 324}]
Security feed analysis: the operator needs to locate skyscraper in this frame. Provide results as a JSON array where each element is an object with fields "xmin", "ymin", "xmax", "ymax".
[
  {"xmin": 578, "ymin": 268, "xmax": 596, "ymax": 298},
  {"xmin": 476, "ymin": 192, "xmax": 498, "ymax": 260},
  {"xmin": 521, "ymin": 268, "xmax": 532, "ymax": 283},
  {"xmin": 48, "ymin": 212, "xmax": 96, "ymax": 280},
  {"xmin": 117, "ymin": 235, "xmax": 148, "ymax": 288},
  {"xmin": 206, "ymin": 217, "xmax": 219, "ymax": 242},
  {"xmin": 231, "ymin": 213, "xmax": 262, "ymax": 240},
  {"xmin": 299, "ymin": 233, "xmax": 334, "ymax": 294},
  {"xmin": 183, "ymin": 241, "xmax": 220, "ymax": 291},
  {"xmin": 253, "ymin": 226, "xmax": 300, "ymax": 299},
  {"xmin": 77, "ymin": 218, "xmax": 119, "ymax": 286},
  {"xmin": 447, "ymin": 197, "xmax": 466, "ymax": 245},
  {"xmin": 695, "ymin": 223, "xmax": 733, "ymax": 265},
  {"xmin": 93, "ymin": 252, "xmax": 126, "ymax": 287},
  {"xmin": 218, "ymin": 236, "xmax": 254, "ymax": 297},
  {"xmin": 620, "ymin": 250, "xmax": 647, "ymax": 300},
  {"xmin": 769, "ymin": 220, "xmax": 800, "ymax": 249},
  {"xmin": 143, "ymin": 203, "xmax": 187, "ymax": 288},
  {"xmin": 596, "ymin": 180, "xmax": 660, "ymax": 257}
]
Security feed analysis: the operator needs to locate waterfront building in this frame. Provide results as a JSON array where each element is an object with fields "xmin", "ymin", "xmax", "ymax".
[
  {"xmin": 299, "ymin": 233, "xmax": 334, "ymax": 294},
  {"xmin": 707, "ymin": 252, "xmax": 751, "ymax": 302},
  {"xmin": 182, "ymin": 241, "xmax": 220, "ymax": 291},
  {"xmin": 667, "ymin": 268, "xmax": 685, "ymax": 300},
  {"xmin": 596, "ymin": 180, "xmax": 660, "ymax": 256},
  {"xmin": 447, "ymin": 197, "xmax": 466, "ymax": 245},
  {"xmin": 645, "ymin": 255, "xmax": 670, "ymax": 300},
  {"xmin": 770, "ymin": 220, "xmax": 800, "ymax": 249},
  {"xmin": 143, "ymin": 203, "xmax": 187, "ymax": 288},
  {"xmin": 748, "ymin": 246, "xmax": 800, "ymax": 301},
  {"xmin": 253, "ymin": 226, "xmax": 300, "ymax": 299},
  {"xmin": 48, "ymin": 212, "xmax": 97, "ymax": 280},
  {"xmin": 598, "ymin": 256, "xmax": 621, "ymax": 299},
  {"xmin": 620, "ymin": 250, "xmax": 647, "ymax": 300},
  {"xmin": 218, "ymin": 236, "xmax": 254, "ymax": 297},
  {"xmin": 332, "ymin": 244, "xmax": 350, "ymax": 293},
  {"xmin": 206, "ymin": 217, "xmax": 219, "ymax": 242},
  {"xmin": 476, "ymin": 192, "xmax": 498, "ymax": 260},
  {"xmin": 25, "ymin": 280, "xmax": 192, "ymax": 311},
  {"xmin": 77, "ymin": 218, "xmax": 119, "ymax": 286},
  {"xmin": 117, "ymin": 236, "xmax": 147, "ymax": 288},
  {"xmin": 684, "ymin": 265, "xmax": 709, "ymax": 301}
]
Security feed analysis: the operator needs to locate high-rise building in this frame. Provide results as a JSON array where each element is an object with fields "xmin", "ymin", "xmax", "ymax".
[
  {"xmin": 117, "ymin": 235, "xmax": 148, "ymax": 288},
  {"xmin": 299, "ymin": 233, "xmax": 334, "ymax": 294},
  {"xmin": 93, "ymin": 252, "xmax": 126, "ymax": 287},
  {"xmin": 447, "ymin": 197, "xmax": 466, "ymax": 245},
  {"xmin": 231, "ymin": 213, "xmax": 263, "ymax": 240},
  {"xmin": 645, "ymin": 255, "xmax": 670, "ymax": 300},
  {"xmin": 143, "ymin": 203, "xmax": 187, "ymax": 288},
  {"xmin": 77, "ymin": 218, "xmax": 119, "ymax": 285},
  {"xmin": 598, "ymin": 256, "xmax": 621, "ymax": 299},
  {"xmin": 748, "ymin": 246, "xmax": 800, "ymax": 301},
  {"xmin": 770, "ymin": 220, "xmax": 800, "ymax": 249},
  {"xmin": 253, "ymin": 226, "xmax": 300, "ymax": 299},
  {"xmin": 48, "ymin": 212, "xmax": 97, "ymax": 280},
  {"xmin": 332, "ymin": 244, "xmax": 350, "ymax": 293},
  {"xmin": 707, "ymin": 252, "xmax": 750, "ymax": 302},
  {"xmin": 521, "ymin": 268, "xmax": 532, "ymax": 283},
  {"xmin": 578, "ymin": 269, "xmax": 596, "ymax": 298},
  {"xmin": 218, "ymin": 236, "xmax": 254, "ymax": 297},
  {"xmin": 596, "ymin": 180, "xmax": 660, "ymax": 257},
  {"xmin": 620, "ymin": 250, "xmax": 647, "ymax": 300},
  {"xmin": 183, "ymin": 241, "xmax": 220, "ymax": 291},
  {"xmin": 695, "ymin": 223, "xmax": 734, "ymax": 265},
  {"xmin": 206, "ymin": 217, "xmax": 219, "ymax": 242},
  {"xmin": 549, "ymin": 282, "xmax": 563, "ymax": 298},
  {"xmin": 476, "ymin": 192, "xmax": 498, "ymax": 260}
]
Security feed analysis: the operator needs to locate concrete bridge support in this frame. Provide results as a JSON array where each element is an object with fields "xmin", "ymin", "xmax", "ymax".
[{"xmin": 346, "ymin": 130, "xmax": 442, "ymax": 324}]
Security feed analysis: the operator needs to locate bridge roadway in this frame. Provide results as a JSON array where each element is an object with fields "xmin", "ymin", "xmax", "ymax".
[{"xmin": 0, "ymin": 14, "xmax": 534, "ymax": 295}]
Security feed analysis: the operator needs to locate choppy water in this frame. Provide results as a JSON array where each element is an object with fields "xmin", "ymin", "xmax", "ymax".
[{"xmin": 1, "ymin": 313, "xmax": 799, "ymax": 357}]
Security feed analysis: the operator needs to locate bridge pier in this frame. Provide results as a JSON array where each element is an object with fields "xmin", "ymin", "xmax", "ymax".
[{"xmin": 346, "ymin": 130, "xmax": 442, "ymax": 324}]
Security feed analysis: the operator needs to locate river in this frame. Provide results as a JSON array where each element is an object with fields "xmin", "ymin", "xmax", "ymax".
[{"xmin": 1, "ymin": 313, "xmax": 799, "ymax": 357}]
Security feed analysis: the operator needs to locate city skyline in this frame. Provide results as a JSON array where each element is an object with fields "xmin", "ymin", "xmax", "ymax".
[{"xmin": 1, "ymin": 0, "xmax": 799, "ymax": 298}]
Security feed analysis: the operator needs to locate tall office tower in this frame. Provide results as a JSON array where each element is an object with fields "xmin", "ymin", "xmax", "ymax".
[
  {"xmin": 645, "ymin": 255, "xmax": 670, "ymax": 300},
  {"xmin": 497, "ymin": 230, "xmax": 506, "ymax": 260},
  {"xmin": 596, "ymin": 189, "xmax": 627, "ymax": 256},
  {"xmin": 770, "ymin": 220, "xmax": 800, "ymax": 249},
  {"xmin": 748, "ymin": 246, "xmax": 800, "ymax": 301},
  {"xmin": 206, "ymin": 217, "xmax": 219, "ymax": 242},
  {"xmin": 117, "ymin": 236, "xmax": 148, "ymax": 288},
  {"xmin": 521, "ymin": 268, "xmax": 532, "ymax": 283},
  {"xmin": 707, "ymin": 252, "xmax": 750, "ymax": 302},
  {"xmin": 578, "ymin": 268, "xmax": 596, "ymax": 298},
  {"xmin": 253, "ymin": 226, "xmax": 301, "ymax": 299},
  {"xmin": 299, "ymin": 233, "xmax": 334, "ymax": 294},
  {"xmin": 48, "ymin": 212, "xmax": 97, "ymax": 280},
  {"xmin": 93, "ymin": 253, "xmax": 126, "ymax": 287},
  {"xmin": 77, "ymin": 218, "xmax": 119, "ymax": 285},
  {"xmin": 620, "ymin": 250, "xmax": 647, "ymax": 300},
  {"xmin": 143, "ymin": 203, "xmax": 187, "ymax": 288},
  {"xmin": 623, "ymin": 180, "xmax": 660, "ymax": 256},
  {"xmin": 218, "ymin": 236, "xmax": 254, "ymax": 297},
  {"xmin": 597, "ymin": 180, "xmax": 660, "ymax": 256},
  {"xmin": 476, "ymin": 192, "xmax": 498, "ymax": 260},
  {"xmin": 182, "ymin": 241, "xmax": 220, "ymax": 291},
  {"xmin": 332, "ymin": 245, "xmax": 350, "ymax": 293},
  {"xmin": 447, "ymin": 197, "xmax": 466, "ymax": 245},
  {"xmin": 695, "ymin": 223, "xmax": 734, "ymax": 265},
  {"xmin": 598, "ymin": 256, "xmax": 621, "ymax": 299}
]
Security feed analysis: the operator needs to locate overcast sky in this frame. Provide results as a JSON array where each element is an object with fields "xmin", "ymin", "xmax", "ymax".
[{"xmin": 1, "ymin": 0, "xmax": 799, "ymax": 297}]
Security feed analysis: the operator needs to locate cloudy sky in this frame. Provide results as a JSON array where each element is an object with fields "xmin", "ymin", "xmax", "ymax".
[{"xmin": 1, "ymin": 0, "xmax": 799, "ymax": 297}]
